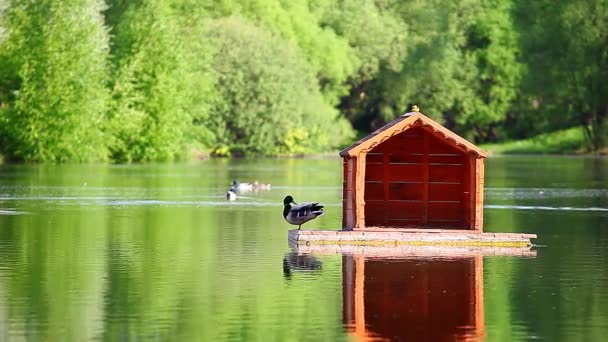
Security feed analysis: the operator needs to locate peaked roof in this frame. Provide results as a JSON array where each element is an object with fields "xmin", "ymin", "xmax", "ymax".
[{"xmin": 339, "ymin": 112, "xmax": 488, "ymax": 158}]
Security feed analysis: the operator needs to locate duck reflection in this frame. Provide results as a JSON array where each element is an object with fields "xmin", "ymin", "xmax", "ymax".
[
  {"xmin": 343, "ymin": 255, "xmax": 484, "ymax": 341},
  {"xmin": 282, "ymin": 252, "xmax": 323, "ymax": 280}
]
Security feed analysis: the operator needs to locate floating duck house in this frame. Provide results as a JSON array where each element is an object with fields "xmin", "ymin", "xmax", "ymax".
[
  {"xmin": 288, "ymin": 106, "xmax": 536, "ymax": 248},
  {"xmin": 340, "ymin": 107, "xmax": 487, "ymax": 231}
]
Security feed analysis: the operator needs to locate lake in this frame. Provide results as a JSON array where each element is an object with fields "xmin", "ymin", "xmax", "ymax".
[{"xmin": 0, "ymin": 156, "xmax": 607, "ymax": 341}]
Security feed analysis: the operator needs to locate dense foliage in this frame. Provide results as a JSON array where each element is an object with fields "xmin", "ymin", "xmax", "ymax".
[
  {"xmin": 0, "ymin": 0, "xmax": 110, "ymax": 162},
  {"xmin": 204, "ymin": 17, "xmax": 351, "ymax": 156},
  {"xmin": 0, "ymin": 0, "xmax": 607, "ymax": 162},
  {"xmin": 105, "ymin": 0, "xmax": 194, "ymax": 162}
]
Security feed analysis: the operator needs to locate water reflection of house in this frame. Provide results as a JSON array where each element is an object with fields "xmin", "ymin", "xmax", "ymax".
[{"xmin": 342, "ymin": 255, "xmax": 484, "ymax": 341}]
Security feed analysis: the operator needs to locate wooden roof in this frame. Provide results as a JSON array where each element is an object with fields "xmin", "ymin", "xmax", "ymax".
[{"xmin": 339, "ymin": 111, "xmax": 488, "ymax": 158}]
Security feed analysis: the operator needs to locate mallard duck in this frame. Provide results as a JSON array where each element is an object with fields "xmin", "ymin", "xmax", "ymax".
[
  {"xmin": 232, "ymin": 180, "xmax": 253, "ymax": 192},
  {"xmin": 253, "ymin": 181, "xmax": 271, "ymax": 191},
  {"xmin": 283, "ymin": 195, "xmax": 324, "ymax": 229},
  {"xmin": 226, "ymin": 189, "xmax": 237, "ymax": 201}
]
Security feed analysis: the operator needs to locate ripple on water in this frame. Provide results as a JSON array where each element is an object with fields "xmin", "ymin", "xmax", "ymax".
[
  {"xmin": 486, "ymin": 187, "xmax": 608, "ymax": 200},
  {"xmin": 0, "ymin": 209, "xmax": 28, "ymax": 215},
  {"xmin": 485, "ymin": 204, "xmax": 608, "ymax": 212}
]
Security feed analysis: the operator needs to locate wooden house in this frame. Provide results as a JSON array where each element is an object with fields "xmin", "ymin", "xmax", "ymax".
[{"xmin": 340, "ymin": 106, "xmax": 488, "ymax": 231}]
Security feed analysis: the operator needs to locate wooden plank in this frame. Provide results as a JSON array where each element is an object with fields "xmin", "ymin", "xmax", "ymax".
[
  {"xmin": 343, "ymin": 159, "xmax": 347, "ymax": 229},
  {"xmin": 374, "ymin": 133, "xmax": 424, "ymax": 154},
  {"xmin": 428, "ymin": 154, "xmax": 465, "ymax": 164},
  {"xmin": 383, "ymin": 153, "xmax": 389, "ymax": 225},
  {"xmin": 365, "ymin": 211, "xmax": 385, "ymax": 226},
  {"xmin": 428, "ymin": 201, "xmax": 462, "ymax": 221},
  {"xmin": 387, "ymin": 164, "xmax": 424, "ymax": 181},
  {"xmin": 389, "ymin": 153, "xmax": 424, "ymax": 164},
  {"xmin": 288, "ymin": 229, "xmax": 536, "ymax": 248},
  {"xmin": 388, "ymin": 182, "xmax": 423, "ymax": 201},
  {"xmin": 366, "ymin": 200, "xmax": 424, "ymax": 224},
  {"xmin": 401, "ymin": 126, "xmax": 425, "ymax": 138},
  {"xmin": 429, "ymin": 183, "xmax": 461, "ymax": 201},
  {"xmin": 364, "ymin": 201, "xmax": 385, "ymax": 226},
  {"xmin": 422, "ymin": 132, "xmax": 430, "ymax": 224},
  {"xmin": 429, "ymin": 137, "xmax": 462, "ymax": 154},
  {"xmin": 471, "ymin": 155, "xmax": 479, "ymax": 230},
  {"xmin": 429, "ymin": 164, "xmax": 463, "ymax": 182},
  {"xmin": 344, "ymin": 157, "xmax": 355, "ymax": 230},
  {"xmin": 365, "ymin": 164, "xmax": 384, "ymax": 181},
  {"xmin": 364, "ymin": 181, "xmax": 384, "ymax": 200},
  {"xmin": 474, "ymin": 158, "xmax": 485, "ymax": 231},
  {"xmin": 292, "ymin": 228, "xmax": 536, "ymax": 239},
  {"xmin": 386, "ymin": 201, "xmax": 424, "ymax": 219},
  {"xmin": 462, "ymin": 155, "xmax": 472, "ymax": 229},
  {"xmin": 387, "ymin": 218, "xmax": 421, "ymax": 225},
  {"xmin": 355, "ymin": 155, "xmax": 366, "ymax": 228},
  {"xmin": 353, "ymin": 227, "xmax": 481, "ymax": 234},
  {"xmin": 427, "ymin": 220, "xmax": 463, "ymax": 228},
  {"xmin": 366, "ymin": 153, "xmax": 383, "ymax": 164}
]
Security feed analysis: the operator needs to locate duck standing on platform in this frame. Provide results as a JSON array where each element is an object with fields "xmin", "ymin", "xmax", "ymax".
[{"xmin": 283, "ymin": 195, "xmax": 324, "ymax": 229}]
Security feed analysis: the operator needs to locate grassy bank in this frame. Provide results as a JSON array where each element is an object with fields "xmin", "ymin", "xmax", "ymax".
[{"xmin": 480, "ymin": 127, "xmax": 589, "ymax": 155}]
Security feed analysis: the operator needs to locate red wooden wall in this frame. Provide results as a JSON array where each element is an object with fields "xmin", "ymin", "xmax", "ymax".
[{"xmin": 363, "ymin": 127, "xmax": 474, "ymax": 229}]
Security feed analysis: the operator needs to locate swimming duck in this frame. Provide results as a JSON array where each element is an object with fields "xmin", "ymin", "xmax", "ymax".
[
  {"xmin": 232, "ymin": 180, "xmax": 253, "ymax": 192},
  {"xmin": 253, "ymin": 181, "xmax": 272, "ymax": 191},
  {"xmin": 283, "ymin": 195, "xmax": 324, "ymax": 229},
  {"xmin": 226, "ymin": 189, "xmax": 237, "ymax": 201}
]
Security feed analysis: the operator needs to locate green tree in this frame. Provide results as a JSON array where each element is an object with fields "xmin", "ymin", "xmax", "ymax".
[
  {"xmin": 319, "ymin": 0, "xmax": 407, "ymax": 130},
  {"xmin": 105, "ymin": 0, "xmax": 196, "ymax": 162},
  {"xmin": 337, "ymin": 0, "xmax": 525, "ymax": 145},
  {"xmin": 205, "ymin": 16, "xmax": 353, "ymax": 156},
  {"xmin": 456, "ymin": 0, "xmax": 524, "ymax": 142},
  {"xmin": 514, "ymin": 0, "xmax": 608, "ymax": 151},
  {"xmin": 170, "ymin": 1, "xmax": 216, "ymax": 153},
  {"xmin": 342, "ymin": 0, "xmax": 479, "ymax": 132},
  {"xmin": 320, "ymin": 0, "xmax": 406, "ymax": 82},
  {"xmin": 0, "ymin": 0, "xmax": 110, "ymax": 162},
  {"xmin": 202, "ymin": 0, "xmax": 359, "ymax": 105},
  {"xmin": 0, "ymin": 0, "xmax": 18, "ymax": 130}
]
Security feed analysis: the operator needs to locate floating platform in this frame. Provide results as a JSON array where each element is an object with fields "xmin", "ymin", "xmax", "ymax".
[
  {"xmin": 288, "ymin": 228, "xmax": 536, "ymax": 249},
  {"xmin": 289, "ymin": 239, "xmax": 537, "ymax": 257}
]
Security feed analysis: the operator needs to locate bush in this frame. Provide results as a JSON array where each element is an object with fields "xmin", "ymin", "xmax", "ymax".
[{"xmin": 204, "ymin": 17, "xmax": 353, "ymax": 156}]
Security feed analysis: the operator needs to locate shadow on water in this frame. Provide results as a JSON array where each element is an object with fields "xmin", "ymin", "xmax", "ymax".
[{"xmin": 282, "ymin": 252, "xmax": 323, "ymax": 280}]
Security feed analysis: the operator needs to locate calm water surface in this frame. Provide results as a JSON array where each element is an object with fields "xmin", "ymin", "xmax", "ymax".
[{"xmin": 0, "ymin": 156, "xmax": 607, "ymax": 341}]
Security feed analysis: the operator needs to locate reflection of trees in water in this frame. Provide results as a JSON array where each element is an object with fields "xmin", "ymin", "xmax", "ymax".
[
  {"xmin": 590, "ymin": 158, "xmax": 608, "ymax": 209},
  {"xmin": 0, "ymin": 213, "xmax": 108, "ymax": 341},
  {"xmin": 282, "ymin": 252, "xmax": 322, "ymax": 280}
]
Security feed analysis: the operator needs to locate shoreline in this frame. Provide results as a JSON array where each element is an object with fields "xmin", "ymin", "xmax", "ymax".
[{"xmin": 1, "ymin": 150, "xmax": 607, "ymax": 165}]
